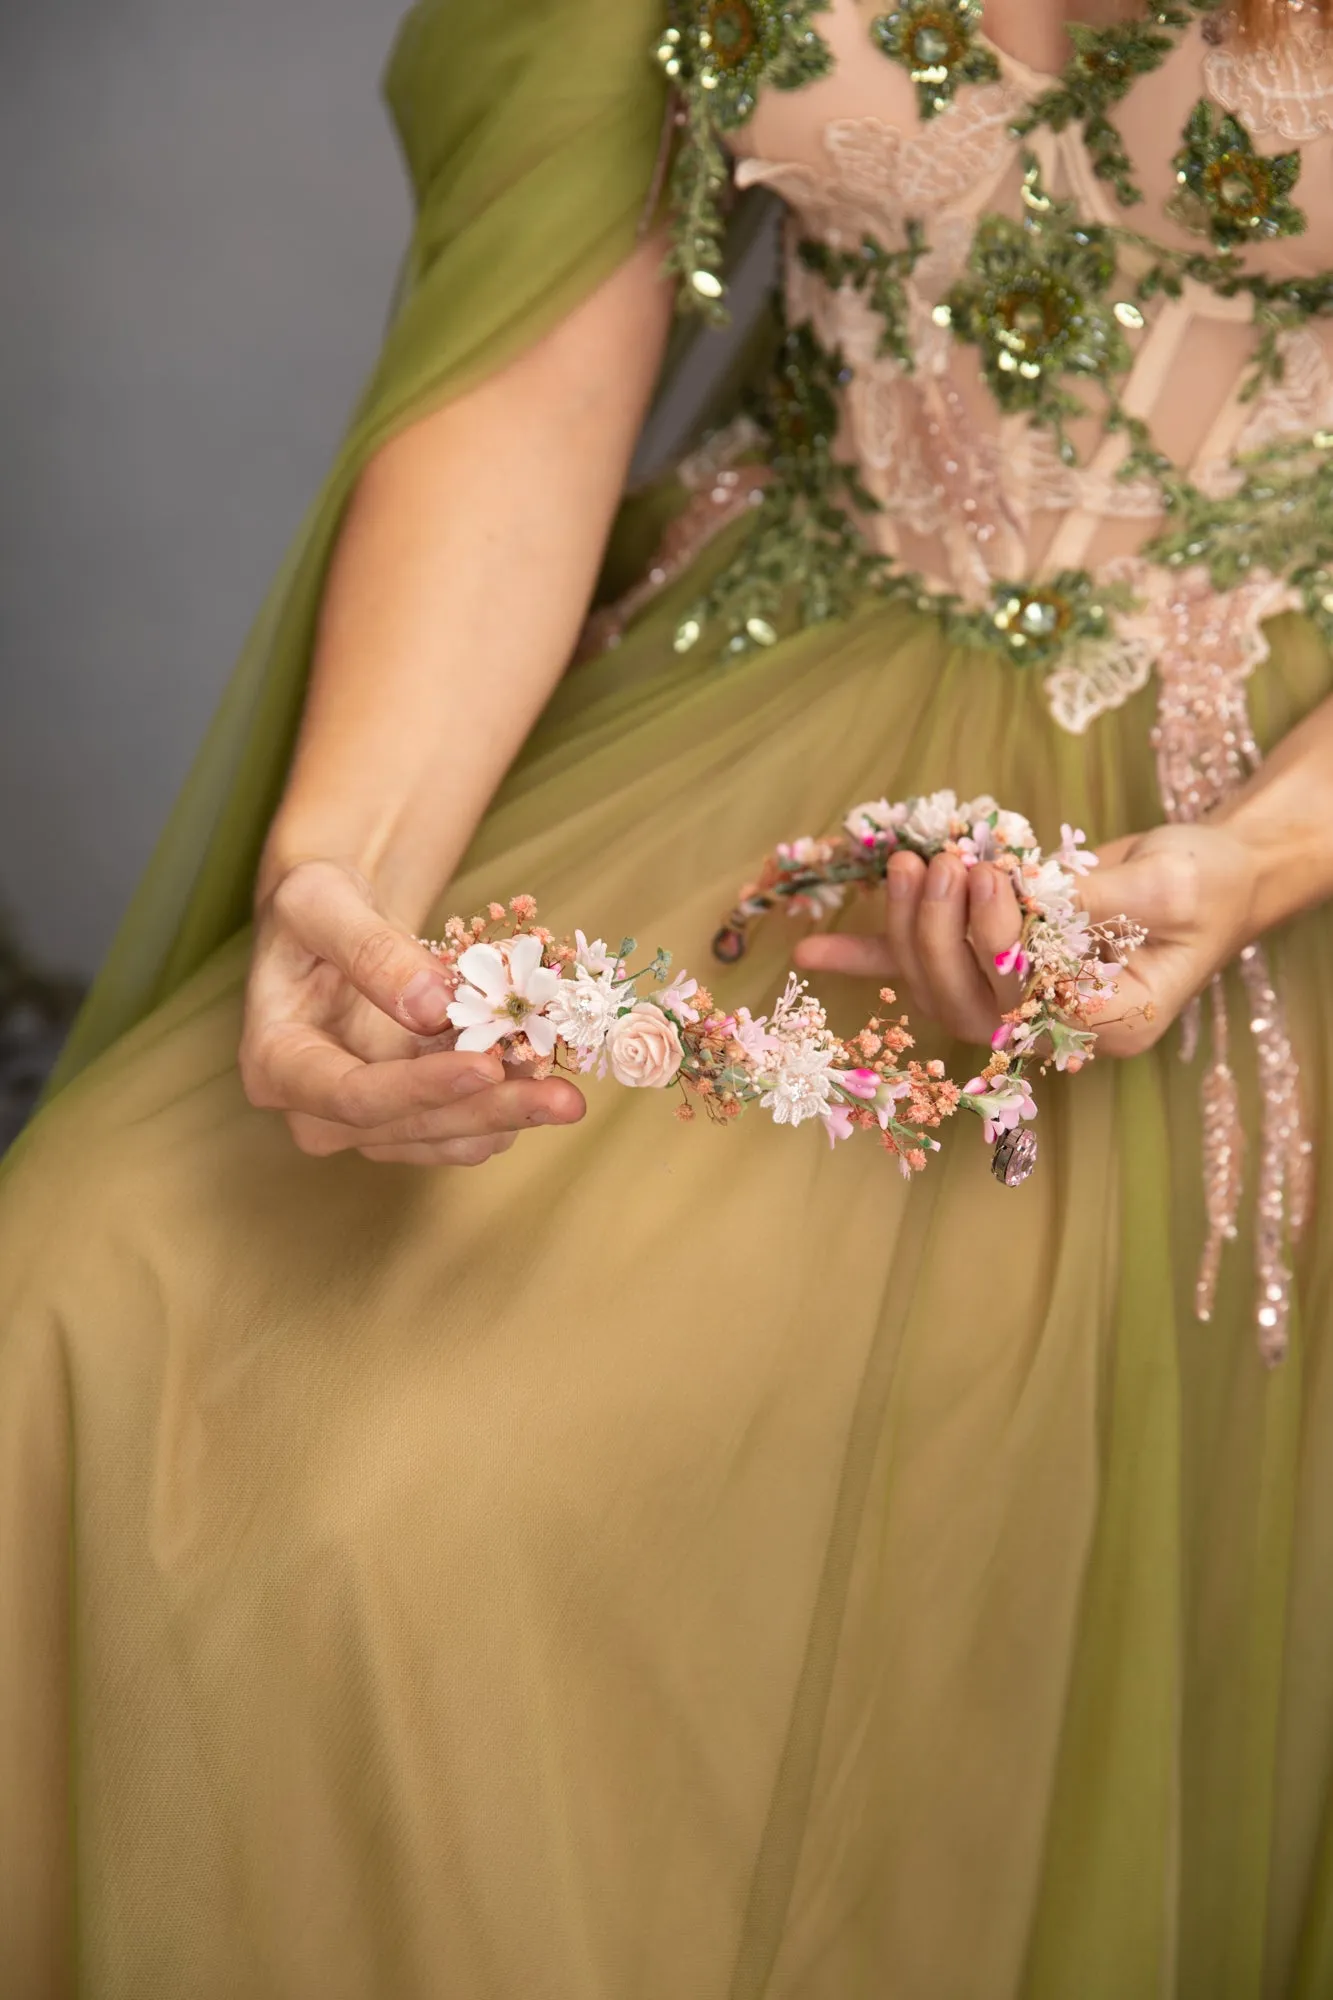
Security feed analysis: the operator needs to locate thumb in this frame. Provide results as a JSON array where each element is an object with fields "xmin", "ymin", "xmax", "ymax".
[{"xmin": 269, "ymin": 860, "xmax": 456, "ymax": 1034}]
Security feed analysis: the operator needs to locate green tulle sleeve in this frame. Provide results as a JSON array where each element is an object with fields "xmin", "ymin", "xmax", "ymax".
[{"xmin": 47, "ymin": 0, "xmax": 668, "ymax": 1095}]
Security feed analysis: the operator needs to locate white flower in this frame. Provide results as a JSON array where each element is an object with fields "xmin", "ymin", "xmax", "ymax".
[
  {"xmin": 760, "ymin": 1044, "xmax": 837, "ymax": 1127},
  {"xmin": 1023, "ymin": 855, "xmax": 1078, "ymax": 920},
  {"xmin": 776, "ymin": 836, "xmax": 828, "ymax": 867},
  {"xmin": 844, "ymin": 797, "xmax": 907, "ymax": 845},
  {"xmin": 993, "ymin": 808, "xmax": 1037, "ymax": 852},
  {"xmin": 605, "ymin": 1003, "xmax": 684, "ymax": 1088},
  {"xmin": 958, "ymin": 793, "xmax": 1000, "ymax": 824},
  {"xmin": 901, "ymin": 789, "xmax": 959, "ymax": 848},
  {"xmin": 545, "ymin": 966, "xmax": 623, "ymax": 1053},
  {"xmin": 447, "ymin": 934, "xmax": 562, "ymax": 1055},
  {"xmin": 658, "ymin": 973, "xmax": 700, "ymax": 1023}
]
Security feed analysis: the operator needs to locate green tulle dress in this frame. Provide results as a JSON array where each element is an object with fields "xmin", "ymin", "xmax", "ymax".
[{"xmin": 5, "ymin": 3, "xmax": 1333, "ymax": 1995}]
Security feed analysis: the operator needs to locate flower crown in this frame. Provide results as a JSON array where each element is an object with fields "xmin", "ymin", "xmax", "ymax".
[{"xmin": 421, "ymin": 792, "xmax": 1144, "ymax": 1186}]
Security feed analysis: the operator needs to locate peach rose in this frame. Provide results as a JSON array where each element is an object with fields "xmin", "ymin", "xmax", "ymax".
[{"xmin": 605, "ymin": 1003, "xmax": 684, "ymax": 1089}]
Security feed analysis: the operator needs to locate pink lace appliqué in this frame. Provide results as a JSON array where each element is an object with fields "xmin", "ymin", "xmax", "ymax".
[{"xmin": 1204, "ymin": 17, "xmax": 1333, "ymax": 143}]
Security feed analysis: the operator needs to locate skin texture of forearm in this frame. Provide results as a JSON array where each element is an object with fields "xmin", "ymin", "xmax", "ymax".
[
  {"xmin": 257, "ymin": 235, "xmax": 673, "ymax": 930},
  {"xmin": 1216, "ymin": 688, "xmax": 1333, "ymax": 939}
]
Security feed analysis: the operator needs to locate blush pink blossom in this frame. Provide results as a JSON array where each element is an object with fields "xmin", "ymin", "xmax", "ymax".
[{"xmin": 605, "ymin": 1004, "xmax": 684, "ymax": 1088}]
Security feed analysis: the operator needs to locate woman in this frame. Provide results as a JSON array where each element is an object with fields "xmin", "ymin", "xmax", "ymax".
[{"xmin": 4, "ymin": 0, "xmax": 1333, "ymax": 1991}]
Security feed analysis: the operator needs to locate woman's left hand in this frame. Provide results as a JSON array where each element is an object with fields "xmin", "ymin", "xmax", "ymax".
[{"xmin": 793, "ymin": 820, "xmax": 1262, "ymax": 1060}]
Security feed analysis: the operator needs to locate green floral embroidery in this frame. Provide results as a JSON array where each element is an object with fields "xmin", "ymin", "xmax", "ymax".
[
  {"xmin": 1011, "ymin": 1, "xmax": 1225, "ymax": 207},
  {"xmin": 939, "ymin": 160, "xmax": 1131, "ymax": 461},
  {"xmin": 972, "ymin": 572, "xmax": 1123, "ymax": 665},
  {"xmin": 869, "ymin": 0, "xmax": 1000, "ymax": 120},
  {"xmin": 656, "ymin": 1, "xmax": 833, "ymax": 317},
  {"xmin": 1168, "ymin": 100, "xmax": 1305, "ymax": 249},
  {"xmin": 673, "ymin": 324, "xmax": 890, "ymax": 657},
  {"xmin": 1144, "ymin": 431, "xmax": 1333, "ymax": 595},
  {"xmin": 796, "ymin": 221, "xmax": 927, "ymax": 369}
]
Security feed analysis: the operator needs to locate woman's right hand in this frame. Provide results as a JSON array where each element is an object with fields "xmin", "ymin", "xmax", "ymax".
[{"xmin": 239, "ymin": 859, "xmax": 585, "ymax": 1166}]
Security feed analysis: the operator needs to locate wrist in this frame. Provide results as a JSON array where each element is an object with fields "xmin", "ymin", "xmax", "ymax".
[
  {"xmin": 1214, "ymin": 784, "xmax": 1333, "ymax": 941},
  {"xmin": 256, "ymin": 819, "xmax": 454, "ymax": 934}
]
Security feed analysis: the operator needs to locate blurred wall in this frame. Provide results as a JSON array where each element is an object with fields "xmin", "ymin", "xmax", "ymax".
[{"xmin": 0, "ymin": 0, "xmax": 411, "ymax": 976}]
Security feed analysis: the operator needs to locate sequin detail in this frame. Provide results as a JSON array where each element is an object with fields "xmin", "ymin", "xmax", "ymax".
[{"xmin": 1148, "ymin": 565, "xmax": 1310, "ymax": 1364}]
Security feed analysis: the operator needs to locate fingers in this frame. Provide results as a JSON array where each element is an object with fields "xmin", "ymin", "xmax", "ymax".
[
  {"xmin": 798, "ymin": 854, "xmax": 1016, "ymax": 1042},
  {"xmin": 883, "ymin": 851, "xmax": 929, "ymax": 1002},
  {"xmin": 914, "ymin": 855, "xmax": 999, "ymax": 1041},
  {"xmin": 967, "ymin": 863, "xmax": 1025, "ymax": 1017},
  {"xmin": 793, "ymin": 931, "xmax": 896, "ymax": 980},
  {"xmin": 243, "ymin": 1027, "xmax": 504, "ymax": 1127},
  {"xmin": 355, "ymin": 1133, "xmax": 519, "ymax": 1167},
  {"xmin": 266, "ymin": 859, "xmax": 457, "ymax": 1034},
  {"xmin": 284, "ymin": 1070, "xmax": 585, "ymax": 1157}
]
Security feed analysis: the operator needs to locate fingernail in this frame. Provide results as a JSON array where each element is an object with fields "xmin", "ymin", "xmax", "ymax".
[
  {"xmin": 972, "ymin": 867, "xmax": 995, "ymax": 904},
  {"xmin": 450, "ymin": 1069, "xmax": 493, "ymax": 1099},
  {"xmin": 924, "ymin": 860, "xmax": 954, "ymax": 901},
  {"xmin": 887, "ymin": 867, "xmax": 915, "ymax": 901},
  {"xmin": 401, "ymin": 972, "xmax": 452, "ymax": 1032}
]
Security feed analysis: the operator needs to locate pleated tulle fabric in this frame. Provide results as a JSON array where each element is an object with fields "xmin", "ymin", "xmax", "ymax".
[
  {"xmin": 7, "ymin": 4, "xmax": 1333, "ymax": 1997},
  {"xmin": 5, "ymin": 582, "xmax": 1333, "ymax": 1997}
]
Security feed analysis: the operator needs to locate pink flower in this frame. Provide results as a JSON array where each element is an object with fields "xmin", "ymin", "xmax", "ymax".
[
  {"xmin": 1057, "ymin": 823, "xmax": 1098, "ymax": 877},
  {"xmin": 659, "ymin": 973, "xmax": 700, "ymax": 1023},
  {"xmin": 964, "ymin": 1074, "xmax": 1038, "ymax": 1145},
  {"xmin": 994, "ymin": 942, "xmax": 1030, "ymax": 979},
  {"xmin": 873, "ymin": 1076, "xmax": 913, "ymax": 1130},
  {"xmin": 731, "ymin": 1007, "xmax": 776, "ymax": 1063},
  {"xmin": 821, "ymin": 1102, "xmax": 857, "ymax": 1147},
  {"xmin": 574, "ymin": 930, "xmax": 619, "ymax": 976},
  {"xmin": 836, "ymin": 1067, "xmax": 881, "ymax": 1101},
  {"xmin": 991, "ymin": 1021, "xmax": 1014, "ymax": 1050},
  {"xmin": 605, "ymin": 1003, "xmax": 683, "ymax": 1088}
]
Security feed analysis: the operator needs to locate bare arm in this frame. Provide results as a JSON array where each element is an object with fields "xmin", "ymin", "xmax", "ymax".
[
  {"xmin": 241, "ymin": 238, "xmax": 674, "ymax": 1165},
  {"xmin": 260, "ymin": 234, "xmax": 673, "ymax": 923}
]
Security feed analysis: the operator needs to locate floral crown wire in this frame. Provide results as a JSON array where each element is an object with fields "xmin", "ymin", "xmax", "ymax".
[{"xmin": 419, "ymin": 793, "xmax": 1145, "ymax": 1187}]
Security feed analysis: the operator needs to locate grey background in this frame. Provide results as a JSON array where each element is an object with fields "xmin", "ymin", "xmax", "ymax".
[
  {"xmin": 0, "ymin": 0, "xmax": 411, "ymax": 978},
  {"xmin": 0, "ymin": 1, "xmax": 767, "ymax": 987}
]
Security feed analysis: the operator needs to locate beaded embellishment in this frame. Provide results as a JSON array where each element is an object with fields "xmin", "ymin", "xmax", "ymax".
[
  {"xmin": 1168, "ymin": 98, "xmax": 1306, "ymax": 246},
  {"xmin": 869, "ymin": 0, "xmax": 1000, "ymax": 120},
  {"xmin": 655, "ymin": 0, "xmax": 833, "ymax": 312},
  {"xmin": 1148, "ymin": 566, "xmax": 1313, "ymax": 1364}
]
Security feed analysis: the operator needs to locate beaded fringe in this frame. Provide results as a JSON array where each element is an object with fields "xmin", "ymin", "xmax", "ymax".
[{"xmin": 1151, "ymin": 568, "xmax": 1312, "ymax": 1364}]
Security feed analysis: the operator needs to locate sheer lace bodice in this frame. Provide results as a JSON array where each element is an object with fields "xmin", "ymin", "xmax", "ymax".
[{"xmin": 729, "ymin": 3, "xmax": 1333, "ymax": 626}]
